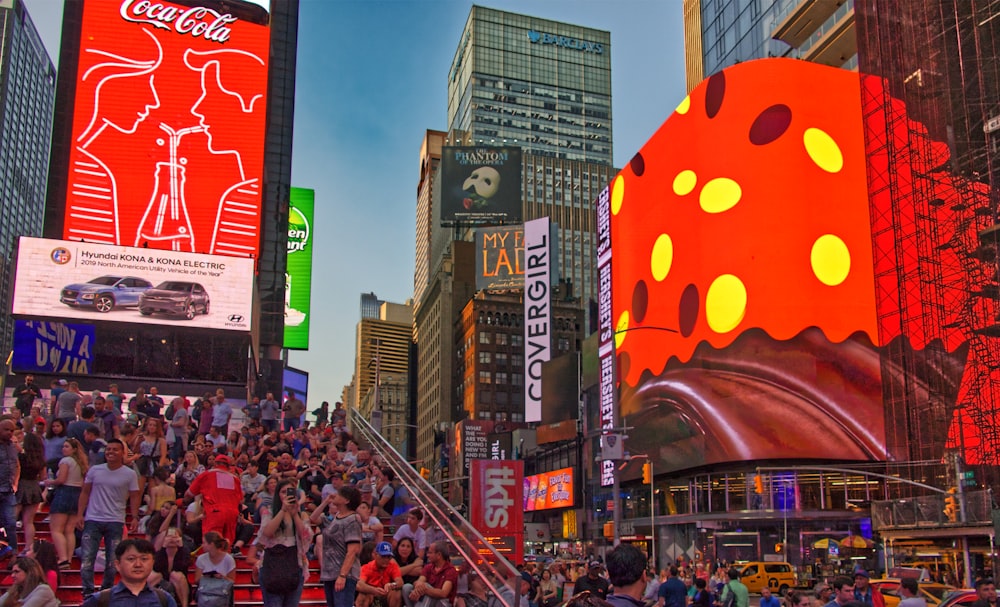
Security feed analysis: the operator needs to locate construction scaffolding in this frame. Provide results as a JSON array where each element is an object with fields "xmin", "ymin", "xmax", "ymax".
[{"xmin": 856, "ymin": 0, "xmax": 1000, "ymax": 489}]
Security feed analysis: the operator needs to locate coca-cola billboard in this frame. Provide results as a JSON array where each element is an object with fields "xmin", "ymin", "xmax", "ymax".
[
  {"xmin": 469, "ymin": 459, "xmax": 523, "ymax": 565},
  {"xmin": 62, "ymin": 0, "xmax": 270, "ymax": 259}
]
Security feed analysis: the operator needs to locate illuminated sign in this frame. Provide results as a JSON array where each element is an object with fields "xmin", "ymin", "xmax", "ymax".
[
  {"xmin": 470, "ymin": 459, "xmax": 523, "ymax": 565},
  {"xmin": 596, "ymin": 185, "xmax": 615, "ymax": 487},
  {"xmin": 284, "ymin": 187, "xmax": 314, "ymax": 350},
  {"xmin": 611, "ymin": 59, "xmax": 885, "ymax": 476},
  {"xmin": 440, "ymin": 147, "xmax": 522, "ymax": 225},
  {"xmin": 475, "ymin": 226, "xmax": 523, "ymax": 291},
  {"xmin": 523, "ymin": 467, "xmax": 574, "ymax": 511},
  {"xmin": 524, "ymin": 217, "xmax": 551, "ymax": 423},
  {"xmin": 527, "ymin": 30, "xmax": 604, "ymax": 54},
  {"xmin": 63, "ymin": 0, "xmax": 270, "ymax": 258},
  {"xmin": 12, "ymin": 237, "xmax": 254, "ymax": 332},
  {"xmin": 12, "ymin": 320, "xmax": 96, "ymax": 375}
]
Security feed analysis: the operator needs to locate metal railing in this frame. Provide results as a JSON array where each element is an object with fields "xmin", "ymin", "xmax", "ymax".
[
  {"xmin": 349, "ymin": 409, "xmax": 518, "ymax": 607},
  {"xmin": 871, "ymin": 489, "xmax": 994, "ymax": 529}
]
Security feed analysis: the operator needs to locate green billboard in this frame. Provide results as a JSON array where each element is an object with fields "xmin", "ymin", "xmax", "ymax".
[{"xmin": 284, "ymin": 187, "xmax": 314, "ymax": 349}]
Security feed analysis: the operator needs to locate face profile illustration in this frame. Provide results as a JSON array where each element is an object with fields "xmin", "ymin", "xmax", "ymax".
[
  {"xmin": 183, "ymin": 48, "xmax": 266, "ymax": 178},
  {"xmin": 462, "ymin": 166, "xmax": 501, "ymax": 209},
  {"xmin": 182, "ymin": 48, "xmax": 267, "ymax": 256},
  {"xmin": 77, "ymin": 28, "xmax": 163, "ymax": 148}
]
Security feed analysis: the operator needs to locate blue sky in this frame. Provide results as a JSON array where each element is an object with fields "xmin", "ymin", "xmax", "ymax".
[{"xmin": 24, "ymin": 0, "xmax": 686, "ymax": 406}]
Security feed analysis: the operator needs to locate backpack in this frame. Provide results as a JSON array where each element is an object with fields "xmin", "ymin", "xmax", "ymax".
[
  {"xmin": 196, "ymin": 573, "xmax": 234, "ymax": 607},
  {"xmin": 722, "ymin": 583, "xmax": 737, "ymax": 607},
  {"xmin": 96, "ymin": 587, "xmax": 170, "ymax": 607}
]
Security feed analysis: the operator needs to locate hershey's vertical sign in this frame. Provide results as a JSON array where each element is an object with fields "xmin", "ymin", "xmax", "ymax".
[{"xmin": 524, "ymin": 217, "xmax": 551, "ymax": 423}]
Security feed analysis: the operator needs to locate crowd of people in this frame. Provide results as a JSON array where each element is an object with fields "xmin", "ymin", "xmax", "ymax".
[{"xmin": 2, "ymin": 375, "xmax": 999, "ymax": 607}]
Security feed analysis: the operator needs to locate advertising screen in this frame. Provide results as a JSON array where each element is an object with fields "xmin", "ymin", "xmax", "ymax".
[
  {"xmin": 440, "ymin": 146, "xmax": 522, "ymax": 225},
  {"xmin": 523, "ymin": 467, "xmax": 574, "ymax": 511},
  {"xmin": 475, "ymin": 225, "xmax": 523, "ymax": 291},
  {"xmin": 284, "ymin": 187, "xmax": 314, "ymax": 349},
  {"xmin": 63, "ymin": 0, "xmax": 270, "ymax": 258},
  {"xmin": 12, "ymin": 237, "xmax": 254, "ymax": 332},
  {"xmin": 611, "ymin": 59, "xmax": 886, "ymax": 475},
  {"xmin": 12, "ymin": 320, "xmax": 96, "ymax": 375}
]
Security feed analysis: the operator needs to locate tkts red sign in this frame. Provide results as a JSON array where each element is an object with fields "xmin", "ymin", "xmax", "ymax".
[
  {"xmin": 63, "ymin": 0, "xmax": 270, "ymax": 259},
  {"xmin": 469, "ymin": 460, "xmax": 523, "ymax": 565}
]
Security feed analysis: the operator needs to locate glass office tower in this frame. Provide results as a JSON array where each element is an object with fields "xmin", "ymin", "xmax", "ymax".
[
  {"xmin": 0, "ymin": 0, "xmax": 56, "ymax": 354},
  {"xmin": 447, "ymin": 6, "xmax": 612, "ymax": 166}
]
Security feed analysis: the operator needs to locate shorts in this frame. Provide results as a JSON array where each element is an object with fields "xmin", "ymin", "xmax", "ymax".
[
  {"xmin": 50, "ymin": 485, "xmax": 82, "ymax": 514},
  {"xmin": 16, "ymin": 479, "xmax": 43, "ymax": 506}
]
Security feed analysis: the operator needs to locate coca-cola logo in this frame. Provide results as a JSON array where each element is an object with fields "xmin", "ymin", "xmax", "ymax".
[{"xmin": 120, "ymin": 0, "xmax": 237, "ymax": 44}]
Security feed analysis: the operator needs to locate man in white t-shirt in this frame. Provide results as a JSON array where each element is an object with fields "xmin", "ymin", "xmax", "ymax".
[
  {"xmin": 77, "ymin": 439, "xmax": 141, "ymax": 598},
  {"xmin": 392, "ymin": 508, "xmax": 427, "ymax": 557}
]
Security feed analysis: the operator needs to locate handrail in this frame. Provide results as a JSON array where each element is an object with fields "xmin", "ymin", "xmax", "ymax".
[{"xmin": 349, "ymin": 408, "xmax": 517, "ymax": 607}]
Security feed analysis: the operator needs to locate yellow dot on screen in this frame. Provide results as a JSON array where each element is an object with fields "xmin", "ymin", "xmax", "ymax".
[
  {"xmin": 615, "ymin": 311, "xmax": 630, "ymax": 349},
  {"xmin": 651, "ymin": 234, "xmax": 674, "ymax": 281},
  {"xmin": 803, "ymin": 128, "xmax": 844, "ymax": 173},
  {"xmin": 811, "ymin": 234, "xmax": 851, "ymax": 286},
  {"xmin": 699, "ymin": 178, "xmax": 742, "ymax": 213},
  {"xmin": 706, "ymin": 274, "xmax": 747, "ymax": 334},
  {"xmin": 611, "ymin": 174, "xmax": 625, "ymax": 215},
  {"xmin": 676, "ymin": 95, "xmax": 691, "ymax": 115},
  {"xmin": 673, "ymin": 170, "xmax": 697, "ymax": 196}
]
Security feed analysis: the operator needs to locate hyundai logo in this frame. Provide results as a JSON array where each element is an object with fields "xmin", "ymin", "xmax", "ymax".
[{"xmin": 228, "ymin": 314, "xmax": 244, "ymax": 323}]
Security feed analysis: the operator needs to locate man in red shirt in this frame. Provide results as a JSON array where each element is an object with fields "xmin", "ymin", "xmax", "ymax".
[
  {"xmin": 185, "ymin": 454, "xmax": 242, "ymax": 545},
  {"xmin": 404, "ymin": 540, "xmax": 458, "ymax": 607},
  {"xmin": 358, "ymin": 541, "xmax": 404, "ymax": 607}
]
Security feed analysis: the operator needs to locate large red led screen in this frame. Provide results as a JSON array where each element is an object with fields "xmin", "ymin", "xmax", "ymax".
[
  {"xmin": 611, "ymin": 59, "xmax": 886, "ymax": 474},
  {"xmin": 64, "ymin": 0, "xmax": 270, "ymax": 259}
]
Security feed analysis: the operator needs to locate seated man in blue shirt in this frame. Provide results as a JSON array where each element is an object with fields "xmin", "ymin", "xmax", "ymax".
[{"xmin": 82, "ymin": 538, "xmax": 176, "ymax": 607}]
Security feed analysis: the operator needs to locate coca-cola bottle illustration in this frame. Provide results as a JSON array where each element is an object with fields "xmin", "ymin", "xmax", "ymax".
[{"xmin": 135, "ymin": 123, "xmax": 204, "ymax": 251}]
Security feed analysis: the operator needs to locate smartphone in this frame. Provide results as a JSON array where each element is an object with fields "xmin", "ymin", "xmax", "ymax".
[{"xmin": 285, "ymin": 487, "xmax": 296, "ymax": 499}]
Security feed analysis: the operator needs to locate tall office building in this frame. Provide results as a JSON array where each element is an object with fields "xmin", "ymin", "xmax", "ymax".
[
  {"xmin": 354, "ymin": 300, "xmax": 412, "ymax": 415},
  {"xmin": 0, "ymin": 0, "xmax": 56, "ymax": 354},
  {"xmin": 683, "ymin": 0, "xmax": 857, "ymax": 93},
  {"xmin": 413, "ymin": 5, "xmax": 616, "ymax": 468}
]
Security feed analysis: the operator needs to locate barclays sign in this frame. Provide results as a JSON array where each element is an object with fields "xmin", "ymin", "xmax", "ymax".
[{"xmin": 527, "ymin": 30, "xmax": 604, "ymax": 54}]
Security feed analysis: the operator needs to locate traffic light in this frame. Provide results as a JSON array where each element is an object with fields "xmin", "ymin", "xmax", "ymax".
[
  {"xmin": 420, "ymin": 467, "xmax": 431, "ymax": 480},
  {"xmin": 642, "ymin": 462, "xmax": 652, "ymax": 484},
  {"xmin": 775, "ymin": 543, "xmax": 784, "ymax": 554},
  {"xmin": 754, "ymin": 475, "xmax": 764, "ymax": 494},
  {"xmin": 943, "ymin": 487, "xmax": 958, "ymax": 522}
]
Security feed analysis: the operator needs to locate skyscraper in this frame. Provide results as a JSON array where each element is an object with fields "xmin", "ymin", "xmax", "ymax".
[
  {"xmin": 0, "ymin": 0, "xmax": 56, "ymax": 354},
  {"xmin": 413, "ymin": 5, "xmax": 615, "ymax": 468},
  {"xmin": 683, "ymin": 0, "xmax": 857, "ymax": 93}
]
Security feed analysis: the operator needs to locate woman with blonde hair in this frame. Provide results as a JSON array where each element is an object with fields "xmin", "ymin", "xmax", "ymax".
[
  {"xmin": 136, "ymin": 417, "xmax": 169, "ymax": 498},
  {"xmin": 44, "ymin": 437, "xmax": 88, "ymax": 568},
  {"xmin": 0, "ymin": 557, "xmax": 59, "ymax": 607}
]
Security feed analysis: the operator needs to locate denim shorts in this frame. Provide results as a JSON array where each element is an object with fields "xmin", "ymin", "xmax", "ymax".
[{"xmin": 50, "ymin": 485, "xmax": 82, "ymax": 514}]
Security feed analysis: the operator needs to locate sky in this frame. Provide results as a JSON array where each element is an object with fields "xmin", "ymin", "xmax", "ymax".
[{"xmin": 22, "ymin": 0, "xmax": 687, "ymax": 406}]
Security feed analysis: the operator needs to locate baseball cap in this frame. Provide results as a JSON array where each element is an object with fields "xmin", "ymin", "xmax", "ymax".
[
  {"xmin": 854, "ymin": 567, "xmax": 870, "ymax": 578},
  {"xmin": 34, "ymin": 417, "xmax": 46, "ymax": 426},
  {"xmin": 375, "ymin": 542, "xmax": 393, "ymax": 556},
  {"xmin": 589, "ymin": 560, "xmax": 602, "ymax": 569},
  {"xmin": 58, "ymin": 379, "xmax": 68, "ymax": 386},
  {"xmin": 214, "ymin": 454, "xmax": 232, "ymax": 467}
]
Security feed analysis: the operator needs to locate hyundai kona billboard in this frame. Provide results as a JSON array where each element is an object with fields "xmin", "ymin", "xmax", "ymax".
[{"xmin": 12, "ymin": 237, "xmax": 253, "ymax": 332}]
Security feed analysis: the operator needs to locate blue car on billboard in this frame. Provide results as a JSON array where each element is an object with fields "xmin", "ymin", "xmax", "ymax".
[{"xmin": 60, "ymin": 275, "xmax": 153, "ymax": 313}]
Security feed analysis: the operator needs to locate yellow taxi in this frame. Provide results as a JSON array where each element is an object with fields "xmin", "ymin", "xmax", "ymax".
[
  {"xmin": 738, "ymin": 562, "xmax": 797, "ymax": 594},
  {"xmin": 871, "ymin": 578, "xmax": 956, "ymax": 607}
]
